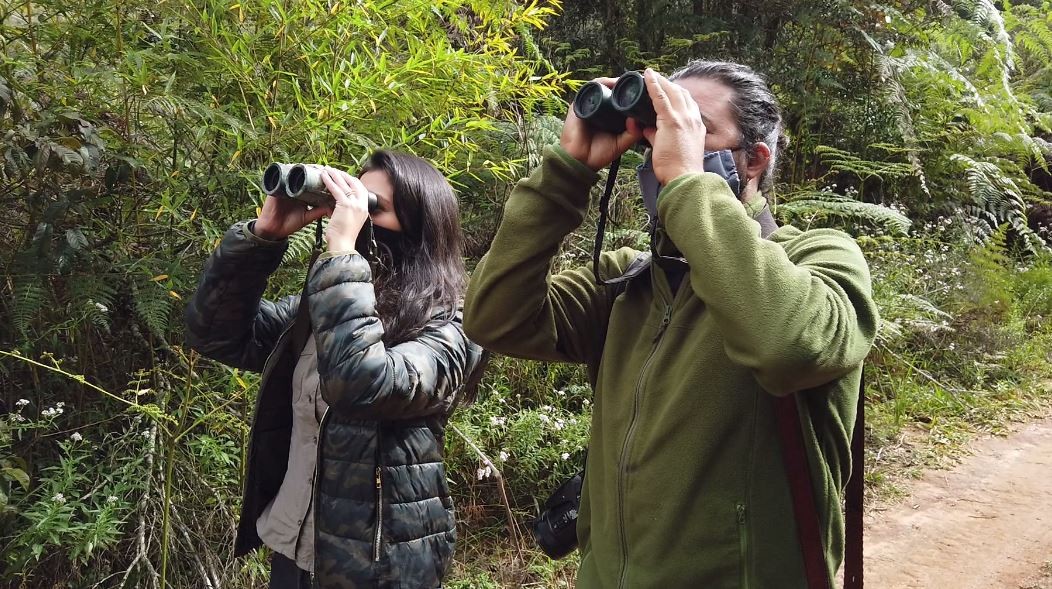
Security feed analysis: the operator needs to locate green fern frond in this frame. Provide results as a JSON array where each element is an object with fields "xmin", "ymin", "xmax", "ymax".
[
  {"xmin": 282, "ymin": 221, "xmax": 326, "ymax": 265},
  {"xmin": 12, "ymin": 278, "xmax": 48, "ymax": 336},
  {"xmin": 815, "ymin": 145, "xmax": 914, "ymax": 182},
  {"xmin": 133, "ymin": 282, "xmax": 172, "ymax": 338},
  {"xmin": 72, "ymin": 275, "xmax": 119, "ymax": 333},
  {"xmin": 779, "ymin": 191, "xmax": 912, "ymax": 235},
  {"xmin": 954, "ymin": 154, "xmax": 1050, "ymax": 254}
]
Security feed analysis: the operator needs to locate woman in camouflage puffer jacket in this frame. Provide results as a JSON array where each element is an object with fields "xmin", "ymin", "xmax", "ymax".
[{"xmin": 184, "ymin": 151, "xmax": 486, "ymax": 588}]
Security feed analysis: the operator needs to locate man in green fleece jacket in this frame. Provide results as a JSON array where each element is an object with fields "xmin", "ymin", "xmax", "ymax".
[{"xmin": 464, "ymin": 60, "xmax": 879, "ymax": 588}]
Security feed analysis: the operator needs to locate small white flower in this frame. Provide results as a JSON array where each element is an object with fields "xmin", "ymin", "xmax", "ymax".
[
  {"xmin": 15, "ymin": 399, "xmax": 29, "ymax": 408},
  {"xmin": 499, "ymin": 451, "xmax": 509, "ymax": 462},
  {"xmin": 541, "ymin": 405, "xmax": 552, "ymax": 412},
  {"xmin": 538, "ymin": 414, "xmax": 551, "ymax": 424},
  {"xmin": 489, "ymin": 416, "xmax": 506, "ymax": 426},
  {"xmin": 554, "ymin": 419, "xmax": 565, "ymax": 431},
  {"xmin": 70, "ymin": 432, "xmax": 83, "ymax": 442},
  {"xmin": 476, "ymin": 465, "xmax": 493, "ymax": 480},
  {"xmin": 53, "ymin": 493, "xmax": 66, "ymax": 504},
  {"xmin": 561, "ymin": 453, "xmax": 570, "ymax": 460},
  {"xmin": 948, "ymin": 343, "xmax": 956, "ymax": 351},
  {"xmin": 582, "ymin": 399, "xmax": 590, "ymax": 406},
  {"xmin": 106, "ymin": 495, "xmax": 119, "ymax": 504}
]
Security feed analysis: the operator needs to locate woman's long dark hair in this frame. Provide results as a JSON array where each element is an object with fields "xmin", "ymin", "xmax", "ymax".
[{"xmin": 361, "ymin": 151, "xmax": 466, "ymax": 346}]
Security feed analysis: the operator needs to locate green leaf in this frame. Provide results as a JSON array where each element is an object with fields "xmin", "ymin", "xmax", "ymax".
[{"xmin": 2, "ymin": 467, "xmax": 30, "ymax": 491}]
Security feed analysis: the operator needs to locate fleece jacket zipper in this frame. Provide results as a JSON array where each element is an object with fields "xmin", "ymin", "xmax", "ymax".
[{"xmin": 615, "ymin": 302, "xmax": 673, "ymax": 589}]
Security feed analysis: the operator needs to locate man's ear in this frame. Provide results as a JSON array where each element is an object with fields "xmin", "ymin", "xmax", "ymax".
[{"xmin": 744, "ymin": 142, "xmax": 771, "ymax": 182}]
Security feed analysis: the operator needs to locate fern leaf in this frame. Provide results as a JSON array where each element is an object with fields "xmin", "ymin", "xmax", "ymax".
[
  {"xmin": 133, "ymin": 282, "xmax": 172, "ymax": 338},
  {"xmin": 779, "ymin": 191, "xmax": 913, "ymax": 235},
  {"xmin": 12, "ymin": 278, "xmax": 48, "ymax": 336}
]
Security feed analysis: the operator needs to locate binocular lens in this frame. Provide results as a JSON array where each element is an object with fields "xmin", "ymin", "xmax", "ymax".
[
  {"xmin": 263, "ymin": 162, "xmax": 291, "ymax": 197},
  {"xmin": 574, "ymin": 82, "xmax": 608, "ymax": 119},
  {"xmin": 613, "ymin": 75, "xmax": 644, "ymax": 108},
  {"xmin": 612, "ymin": 72, "xmax": 656, "ymax": 128},
  {"xmin": 287, "ymin": 165, "xmax": 309, "ymax": 196},
  {"xmin": 262, "ymin": 162, "xmax": 379, "ymax": 212}
]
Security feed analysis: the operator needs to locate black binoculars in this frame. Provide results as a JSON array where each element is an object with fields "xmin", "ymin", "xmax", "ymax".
[
  {"xmin": 263, "ymin": 162, "xmax": 378, "ymax": 212},
  {"xmin": 572, "ymin": 71, "xmax": 656, "ymax": 135}
]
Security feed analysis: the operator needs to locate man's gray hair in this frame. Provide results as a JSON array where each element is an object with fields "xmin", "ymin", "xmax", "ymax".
[{"xmin": 670, "ymin": 60, "xmax": 785, "ymax": 195}]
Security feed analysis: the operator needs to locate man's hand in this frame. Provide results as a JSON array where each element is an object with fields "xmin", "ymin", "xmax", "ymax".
[
  {"xmin": 254, "ymin": 187, "xmax": 333, "ymax": 241},
  {"xmin": 640, "ymin": 69, "xmax": 708, "ymax": 185},
  {"xmin": 321, "ymin": 167, "xmax": 371, "ymax": 253},
  {"xmin": 561, "ymin": 77, "xmax": 645, "ymax": 171}
]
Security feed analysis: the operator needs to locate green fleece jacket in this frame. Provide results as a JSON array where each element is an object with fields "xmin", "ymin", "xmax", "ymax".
[{"xmin": 463, "ymin": 147, "xmax": 879, "ymax": 588}]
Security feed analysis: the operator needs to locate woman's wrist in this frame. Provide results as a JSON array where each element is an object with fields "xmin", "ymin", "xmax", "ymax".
[{"xmin": 252, "ymin": 218, "xmax": 285, "ymax": 241}]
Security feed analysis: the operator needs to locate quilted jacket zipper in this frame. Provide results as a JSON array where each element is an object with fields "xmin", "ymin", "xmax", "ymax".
[
  {"xmin": 310, "ymin": 407, "xmax": 329, "ymax": 588},
  {"xmin": 615, "ymin": 303, "xmax": 673, "ymax": 589},
  {"xmin": 373, "ymin": 423, "xmax": 384, "ymax": 562}
]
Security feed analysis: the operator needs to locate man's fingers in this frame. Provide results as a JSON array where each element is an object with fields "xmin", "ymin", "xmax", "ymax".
[{"xmin": 644, "ymin": 69, "xmax": 673, "ymax": 119}]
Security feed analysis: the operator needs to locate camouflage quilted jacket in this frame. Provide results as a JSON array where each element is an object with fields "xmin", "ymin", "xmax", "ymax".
[{"xmin": 184, "ymin": 221, "xmax": 486, "ymax": 588}]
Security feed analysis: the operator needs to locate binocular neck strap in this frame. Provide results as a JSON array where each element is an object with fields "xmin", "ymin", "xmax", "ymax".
[{"xmin": 593, "ymin": 155, "xmax": 622, "ymax": 286}]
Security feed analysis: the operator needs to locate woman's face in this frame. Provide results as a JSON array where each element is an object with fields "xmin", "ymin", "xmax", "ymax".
[{"xmin": 361, "ymin": 169, "xmax": 402, "ymax": 232}]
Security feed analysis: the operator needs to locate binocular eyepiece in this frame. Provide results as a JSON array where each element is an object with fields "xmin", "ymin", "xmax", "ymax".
[
  {"xmin": 572, "ymin": 71, "xmax": 656, "ymax": 135},
  {"xmin": 263, "ymin": 162, "xmax": 378, "ymax": 213}
]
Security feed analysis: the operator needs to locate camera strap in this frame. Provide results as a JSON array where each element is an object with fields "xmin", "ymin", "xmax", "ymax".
[{"xmin": 592, "ymin": 155, "xmax": 623, "ymax": 286}]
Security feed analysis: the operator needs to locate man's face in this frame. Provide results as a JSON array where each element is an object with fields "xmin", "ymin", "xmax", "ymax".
[{"xmin": 673, "ymin": 76, "xmax": 742, "ymax": 152}]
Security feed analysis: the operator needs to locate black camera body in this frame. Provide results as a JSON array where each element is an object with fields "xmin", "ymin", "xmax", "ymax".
[
  {"xmin": 262, "ymin": 162, "xmax": 378, "ymax": 212},
  {"xmin": 531, "ymin": 469, "xmax": 584, "ymax": 559},
  {"xmin": 572, "ymin": 71, "xmax": 657, "ymax": 134}
]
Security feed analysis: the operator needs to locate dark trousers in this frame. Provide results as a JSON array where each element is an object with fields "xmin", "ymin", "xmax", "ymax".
[{"xmin": 269, "ymin": 552, "xmax": 312, "ymax": 589}]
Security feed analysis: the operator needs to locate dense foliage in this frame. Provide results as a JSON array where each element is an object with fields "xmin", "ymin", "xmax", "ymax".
[{"xmin": 1, "ymin": 0, "xmax": 1050, "ymax": 587}]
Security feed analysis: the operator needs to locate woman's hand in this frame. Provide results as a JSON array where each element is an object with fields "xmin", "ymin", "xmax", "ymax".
[
  {"xmin": 321, "ymin": 166, "xmax": 372, "ymax": 253},
  {"xmin": 561, "ymin": 77, "xmax": 646, "ymax": 171},
  {"xmin": 253, "ymin": 190, "xmax": 332, "ymax": 240},
  {"xmin": 640, "ymin": 68, "xmax": 709, "ymax": 185}
]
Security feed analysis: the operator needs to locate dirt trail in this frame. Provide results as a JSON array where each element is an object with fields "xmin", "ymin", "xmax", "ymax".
[{"xmin": 865, "ymin": 416, "xmax": 1052, "ymax": 588}]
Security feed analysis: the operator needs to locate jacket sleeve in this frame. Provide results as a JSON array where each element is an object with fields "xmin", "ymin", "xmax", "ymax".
[
  {"xmin": 308, "ymin": 253, "xmax": 486, "ymax": 419},
  {"xmin": 183, "ymin": 221, "xmax": 298, "ymax": 373},
  {"xmin": 657, "ymin": 173, "xmax": 880, "ymax": 395},
  {"xmin": 463, "ymin": 146, "xmax": 636, "ymax": 365}
]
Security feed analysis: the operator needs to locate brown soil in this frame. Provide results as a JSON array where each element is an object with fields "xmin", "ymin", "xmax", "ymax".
[{"xmin": 865, "ymin": 416, "xmax": 1052, "ymax": 588}]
